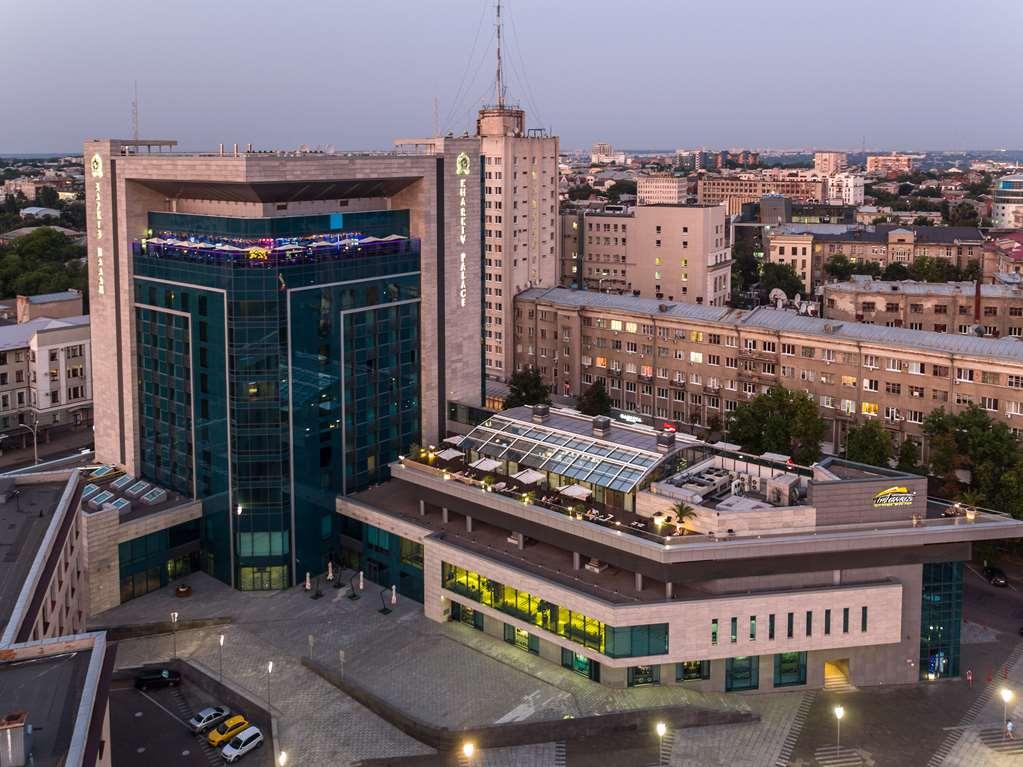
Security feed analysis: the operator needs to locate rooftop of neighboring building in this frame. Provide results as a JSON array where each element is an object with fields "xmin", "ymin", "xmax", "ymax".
[
  {"xmin": 770, "ymin": 223, "xmax": 857, "ymax": 236},
  {"xmin": 823, "ymin": 279, "xmax": 1023, "ymax": 298},
  {"xmin": 80, "ymin": 465, "xmax": 196, "ymax": 524},
  {"xmin": 0, "ymin": 315, "xmax": 89, "ymax": 352},
  {"xmin": 0, "ymin": 648, "xmax": 94, "ymax": 766},
  {"xmin": 517, "ymin": 286, "xmax": 738, "ymax": 323},
  {"xmin": 0, "ymin": 479, "xmax": 69, "ymax": 637},
  {"xmin": 24, "ymin": 290, "xmax": 81, "ymax": 305},
  {"xmin": 813, "ymin": 224, "xmax": 984, "ymax": 243}
]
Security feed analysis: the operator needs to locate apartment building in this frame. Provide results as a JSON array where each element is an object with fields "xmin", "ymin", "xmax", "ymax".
[
  {"xmin": 766, "ymin": 225, "xmax": 986, "ymax": 292},
  {"xmin": 698, "ymin": 174, "xmax": 826, "ymax": 215},
  {"xmin": 560, "ymin": 204, "xmax": 731, "ymax": 307},
  {"xmin": 591, "ymin": 143, "xmax": 626, "ymax": 165},
  {"xmin": 866, "ymin": 154, "xmax": 915, "ymax": 176},
  {"xmin": 477, "ymin": 105, "xmax": 560, "ymax": 378},
  {"xmin": 826, "ymin": 173, "xmax": 865, "ymax": 206},
  {"xmin": 993, "ymin": 174, "xmax": 1023, "ymax": 228},
  {"xmin": 515, "ymin": 286, "xmax": 1023, "ymax": 452},
  {"xmin": 763, "ymin": 224, "xmax": 857, "ymax": 293},
  {"xmin": 338, "ymin": 405, "xmax": 1023, "ymax": 692},
  {"xmin": 637, "ymin": 175, "xmax": 687, "ymax": 205},
  {"xmin": 814, "ymin": 151, "xmax": 848, "ymax": 176},
  {"xmin": 823, "ymin": 279, "xmax": 1023, "ymax": 337},
  {"xmin": 0, "ymin": 313, "xmax": 92, "ymax": 453}
]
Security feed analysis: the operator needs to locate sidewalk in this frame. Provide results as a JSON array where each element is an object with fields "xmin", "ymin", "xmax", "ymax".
[{"xmin": 0, "ymin": 427, "xmax": 91, "ymax": 469}]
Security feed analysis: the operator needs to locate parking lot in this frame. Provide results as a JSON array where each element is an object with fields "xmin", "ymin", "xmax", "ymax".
[{"xmin": 110, "ymin": 673, "xmax": 273, "ymax": 767}]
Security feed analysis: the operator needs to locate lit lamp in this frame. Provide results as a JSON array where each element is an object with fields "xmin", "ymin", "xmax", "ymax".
[
  {"xmin": 833, "ymin": 705, "xmax": 844, "ymax": 757},
  {"xmin": 461, "ymin": 741, "xmax": 475, "ymax": 765},
  {"xmin": 966, "ymin": 506, "xmax": 977, "ymax": 521},
  {"xmin": 278, "ymin": 752, "xmax": 288, "ymax": 767},
  {"xmin": 1002, "ymin": 688, "xmax": 1014, "ymax": 739},
  {"xmin": 655, "ymin": 721, "xmax": 667, "ymax": 766}
]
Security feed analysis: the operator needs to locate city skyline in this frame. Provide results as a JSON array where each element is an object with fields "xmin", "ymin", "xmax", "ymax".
[{"xmin": 4, "ymin": 0, "xmax": 1022, "ymax": 153}]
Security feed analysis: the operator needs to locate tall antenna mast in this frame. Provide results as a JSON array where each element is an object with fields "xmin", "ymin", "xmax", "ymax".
[
  {"xmin": 495, "ymin": 0, "xmax": 505, "ymax": 108},
  {"xmin": 131, "ymin": 81, "xmax": 139, "ymax": 142},
  {"xmin": 433, "ymin": 96, "xmax": 440, "ymax": 137}
]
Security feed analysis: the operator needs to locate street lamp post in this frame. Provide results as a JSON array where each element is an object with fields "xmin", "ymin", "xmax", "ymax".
[
  {"xmin": 170, "ymin": 611, "xmax": 179, "ymax": 659},
  {"xmin": 655, "ymin": 721, "xmax": 667, "ymax": 766},
  {"xmin": 266, "ymin": 661, "xmax": 273, "ymax": 713},
  {"xmin": 461, "ymin": 741, "xmax": 475, "ymax": 767},
  {"xmin": 834, "ymin": 705, "xmax": 844, "ymax": 757},
  {"xmin": 278, "ymin": 751, "xmax": 288, "ymax": 767},
  {"xmin": 1002, "ymin": 688, "xmax": 1014, "ymax": 740},
  {"xmin": 218, "ymin": 634, "xmax": 224, "ymax": 686}
]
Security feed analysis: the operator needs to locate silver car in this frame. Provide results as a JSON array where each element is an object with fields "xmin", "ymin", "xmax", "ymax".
[{"xmin": 187, "ymin": 705, "xmax": 230, "ymax": 734}]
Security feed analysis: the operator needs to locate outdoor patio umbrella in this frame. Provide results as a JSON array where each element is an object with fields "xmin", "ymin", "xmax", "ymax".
[
  {"xmin": 512, "ymin": 468, "xmax": 545, "ymax": 485},
  {"xmin": 469, "ymin": 458, "xmax": 501, "ymax": 473},
  {"xmin": 436, "ymin": 448, "xmax": 462, "ymax": 461},
  {"xmin": 559, "ymin": 484, "xmax": 592, "ymax": 500}
]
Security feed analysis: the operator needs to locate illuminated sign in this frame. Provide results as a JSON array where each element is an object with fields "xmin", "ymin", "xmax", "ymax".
[
  {"xmin": 91, "ymin": 153, "xmax": 105, "ymax": 295},
  {"xmin": 872, "ymin": 486, "xmax": 916, "ymax": 508},
  {"xmin": 618, "ymin": 413, "xmax": 643, "ymax": 425},
  {"xmin": 456, "ymin": 152, "xmax": 470, "ymax": 308}
]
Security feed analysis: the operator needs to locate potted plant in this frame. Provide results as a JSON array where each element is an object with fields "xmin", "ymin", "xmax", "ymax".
[{"xmin": 671, "ymin": 501, "xmax": 697, "ymax": 533}]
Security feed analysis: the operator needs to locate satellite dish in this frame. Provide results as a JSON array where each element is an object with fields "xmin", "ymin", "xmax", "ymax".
[
  {"xmin": 973, "ymin": 324, "xmax": 985, "ymax": 337},
  {"xmin": 794, "ymin": 293, "xmax": 802, "ymax": 304},
  {"xmin": 768, "ymin": 288, "xmax": 787, "ymax": 303}
]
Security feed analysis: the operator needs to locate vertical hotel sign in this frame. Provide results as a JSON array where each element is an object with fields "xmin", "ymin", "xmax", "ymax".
[
  {"xmin": 90, "ymin": 153, "xmax": 105, "ymax": 295},
  {"xmin": 455, "ymin": 151, "xmax": 471, "ymax": 308}
]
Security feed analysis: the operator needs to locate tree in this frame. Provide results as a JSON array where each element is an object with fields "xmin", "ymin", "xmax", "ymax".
[
  {"xmin": 727, "ymin": 385, "xmax": 825, "ymax": 465},
  {"xmin": 503, "ymin": 367, "xmax": 551, "ymax": 409},
  {"xmin": 896, "ymin": 439, "xmax": 921, "ymax": 474},
  {"xmin": 844, "ymin": 420, "xmax": 893, "ymax": 467},
  {"xmin": 947, "ymin": 202, "xmax": 979, "ymax": 227},
  {"xmin": 34, "ymin": 186, "xmax": 59, "ymax": 208},
  {"xmin": 0, "ymin": 227, "xmax": 87, "ymax": 298},
  {"xmin": 576, "ymin": 380, "xmax": 612, "ymax": 416},
  {"xmin": 759, "ymin": 262, "xmax": 803, "ymax": 298},
  {"xmin": 567, "ymin": 184, "xmax": 595, "ymax": 201},
  {"xmin": 912, "ymin": 216, "xmax": 934, "ymax": 227},
  {"xmin": 730, "ymin": 240, "xmax": 758, "ymax": 295},
  {"xmin": 824, "ymin": 255, "xmax": 854, "ymax": 281},
  {"xmin": 882, "ymin": 262, "xmax": 910, "ymax": 281},
  {"xmin": 671, "ymin": 501, "xmax": 697, "ymax": 530},
  {"xmin": 909, "ymin": 256, "xmax": 958, "ymax": 283},
  {"xmin": 605, "ymin": 180, "xmax": 636, "ymax": 203}
]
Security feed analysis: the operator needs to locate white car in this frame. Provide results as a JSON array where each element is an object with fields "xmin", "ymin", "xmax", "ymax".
[
  {"xmin": 221, "ymin": 725, "xmax": 263, "ymax": 763},
  {"xmin": 187, "ymin": 705, "xmax": 230, "ymax": 734}
]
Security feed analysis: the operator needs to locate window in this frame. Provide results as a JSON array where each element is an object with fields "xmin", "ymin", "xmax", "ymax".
[
  {"xmin": 861, "ymin": 606, "xmax": 868, "ymax": 632},
  {"xmin": 773, "ymin": 652, "xmax": 807, "ymax": 688},
  {"xmin": 824, "ymin": 609, "xmax": 831, "ymax": 636},
  {"xmin": 805, "ymin": 610, "xmax": 813, "ymax": 637},
  {"xmin": 786, "ymin": 612, "xmax": 794, "ymax": 639},
  {"xmin": 749, "ymin": 616, "xmax": 757, "ymax": 641},
  {"xmin": 676, "ymin": 660, "xmax": 711, "ymax": 681},
  {"xmin": 628, "ymin": 665, "xmax": 660, "ymax": 687},
  {"xmin": 842, "ymin": 607, "xmax": 850, "ymax": 634},
  {"xmin": 768, "ymin": 614, "xmax": 775, "ymax": 640},
  {"xmin": 908, "ymin": 361, "xmax": 924, "ymax": 375},
  {"xmin": 725, "ymin": 656, "xmax": 759, "ymax": 691},
  {"xmin": 711, "ymin": 618, "xmax": 718, "ymax": 645},
  {"xmin": 730, "ymin": 617, "xmax": 738, "ymax": 643}
]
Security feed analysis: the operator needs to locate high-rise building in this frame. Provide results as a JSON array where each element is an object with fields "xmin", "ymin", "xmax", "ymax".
[
  {"xmin": 992, "ymin": 174, "xmax": 1023, "ymax": 228},
  {"xmin": 476, "ymin": 7, "xmax": 559, "ymax": 380},
  {"xmin": 813, "ymin": 151, "xmax": 848, "ymax": 176},
  {"xmin": 866, "ymin": 154, "xmax": 915, "ymax": 176},
  {"xmin": 84, "ymin": 137, "xmax": 483, "ymax": 589},
  {"xmin": 697, "ymin": 174, "xmax": 826, "ymax": 215},
  {"xmin": 637, "ymin": 175, "xmax": 687, "ymax": 205},
  {"xmin": 826, "ymin": 172, "xmax": 865, "ymax": 206},
  {"xmin": 591, "ymin": 143, "xmax": 625, "ymax": 165}
]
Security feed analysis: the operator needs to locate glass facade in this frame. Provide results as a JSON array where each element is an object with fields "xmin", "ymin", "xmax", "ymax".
[
  {"xmin": 132, "ymin": 210, "xmax": 421, "ymax": 589},
  {"xmin": 676, "ymin": 660, "xmax": 710, "ymax": 681},
  {"xmin": 773, "ymin": 652, "xmax": 807, "ymax": 687},
  {"xmin": 725, "ymin": 656, "xmax": 759, "ymax": 691},
  {"xmin": 628, "ymin": 665, "xmax": 660, "ymax": 687},
  {"xmin": 354, "ymin": 523, "xmax": 424, "ymax": 601},
  {"xmin": 118, "ymin": 520, "xmax": 201, "ymax": 602},
  {"xmin": 561, "ymin": 648, "xmax": 600, "ymax": 681},
  {"xmin": 441, "ymin": 562, "xmax": 668, "ymax": 658},
  {"xmin": 920, "ymin": 561, "xmax": 963, "ymax": 679},
  {"xmin": 504, "ymin": 623, "xmax": 540, "ymax": 654}
]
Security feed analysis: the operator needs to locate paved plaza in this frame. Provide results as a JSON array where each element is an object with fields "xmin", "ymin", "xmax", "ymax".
[{"xmin": 95, "ymin": 570, "xmax": 1023, "ymax": 766}]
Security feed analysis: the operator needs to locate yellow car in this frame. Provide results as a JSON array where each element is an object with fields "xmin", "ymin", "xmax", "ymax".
[{"xmin": 207, "ymin": 715, "xmax": 249, "ymax": 748}]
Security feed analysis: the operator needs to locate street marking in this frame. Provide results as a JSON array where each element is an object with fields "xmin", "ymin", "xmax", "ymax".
[
  {"xmin": 966, "ymin": 564, "xmax": 1018, "ymax": 592},
  {"xmin": 136, "ymin": 689, "xmax": 192, "ymax": 731}
]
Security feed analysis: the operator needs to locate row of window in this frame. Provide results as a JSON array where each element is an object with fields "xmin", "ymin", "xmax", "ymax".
[{"xmin": 710, "ymin": 607, "xmax": 867, "ymax": 645}]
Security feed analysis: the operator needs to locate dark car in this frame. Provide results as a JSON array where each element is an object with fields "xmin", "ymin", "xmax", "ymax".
[
  {"xmin": 983, "ymin": 565, "xmax": 1009, "ymax": 587},
  {"xmin": 134, "ymin": 668, "xmax": 181, "ymax": 691}
]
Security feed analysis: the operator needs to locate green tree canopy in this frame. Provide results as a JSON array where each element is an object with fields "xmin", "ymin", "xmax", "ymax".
[
  {"xmin": 503, "ymin": 367, "xmax": 551, "ymax": 409},
  {"xmin": 0, "ymin": 227, "xmax": 86, "ymax": 298},
  {"xmin": 881, "ymin": 262, "xmax": 910, "ymax": 281},
  {"xmin": 759, "ymin": 262, "xmax": 803, "ymax": 297},
  {"xmin": 730, "ymin": 240, "xmax": 758, "ymax": 295},
  {"xmin": 824, "ymin": 254, "xmax": 854, "ymax": 281},
  {"xmin": 576, "ymin": 379, "xmax": 612, "ymax": 416},
  {"xmin": 726, "ymin": 385, "xmax": 825, "ymax": 465},
  {"xmin": 895, "ymin": 439, "xmax": 921, "ymax": 474},
  {"xmin": 567, "ymin": 184, "xmax": 595, "ymax": 201},
  {"xmin": 947, "ymin": 202, "xmax": 979, "ymax": 227},
  {"xmin": 844, "ymin": 420, "xmax": 893, "ymax": 467}
]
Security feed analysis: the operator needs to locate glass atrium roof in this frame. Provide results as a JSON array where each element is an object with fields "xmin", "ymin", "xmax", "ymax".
[{"xmin": 460, "ymin": 415, "xmax": 664, "ymax": 493}]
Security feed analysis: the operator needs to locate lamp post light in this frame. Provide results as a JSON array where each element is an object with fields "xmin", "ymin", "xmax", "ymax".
[
  {"xmin": 266, "ymin": 661, "xmax": 273, "ymax": 712},
  {"xmin": 834, "ymin": 705, "xmax": 845, "ymax": 757},
  {"xmin": 656, "ymin": 721, "xmax": 667, "ymax": 766},
  {"xmin": 1002, "ymin": 687, "xmax": 1014, "ymax": 740},
  {"xmin": 218, "ymin": 634, "xmax": 224, "ymax": 686},
  {"xmin": 170, "ymin": 611, "xmax": 179, "ymax": 659},
  {"xmin": 278, "ymin": 751, "xmax": 288, "ymax": 767},
  {"xmin": 461, "ymin": 741, "xmax": 475, "ymax": 766}
]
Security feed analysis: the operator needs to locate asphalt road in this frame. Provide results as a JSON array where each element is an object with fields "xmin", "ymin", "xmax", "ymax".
[{"xmin": 109, "ymin": 682, "xmax": 212, "ymax": 767}]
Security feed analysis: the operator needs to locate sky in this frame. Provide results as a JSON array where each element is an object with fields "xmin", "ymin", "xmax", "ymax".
[{"xmin": 4, "ymin": 0, "xmax": 1022, "ymax": 154}]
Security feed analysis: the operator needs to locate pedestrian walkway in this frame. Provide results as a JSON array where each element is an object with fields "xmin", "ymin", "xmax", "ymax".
[
  {"xmin": 811, "ymin": 745, "xmax": 864, "ymax": 766},
  {"xmin": 775, "ymin": 690, "xmax": 816, "ymax": 766},
  {"xmin": 976, "ymin": 726, "xmax": 1023, "ymax": 755}
]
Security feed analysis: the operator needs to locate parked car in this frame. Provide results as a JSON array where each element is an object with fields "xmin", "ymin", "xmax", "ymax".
[
  {"xmin": 133, "ymin": 669, "xmax": 181, "ymax": 691},
  {"xmin": 187, "ymin": 705, "xmax": 230, "ymax": 734},
  {"xmin": 207, "ymin": 715, "xmax": 250, "ymax": 748},
  {"xmin": 221, "ymin": 726, "xmax": 264, "ymax": 763},
  {"xmin": 983, "ymin": 565, "xmax": 1008, "ymax": 587}
]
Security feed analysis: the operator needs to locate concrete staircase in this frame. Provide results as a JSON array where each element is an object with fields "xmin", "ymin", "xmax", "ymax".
[{"xmin": 823, "ymin": 663, "xmax": 857, "ymax": 694}]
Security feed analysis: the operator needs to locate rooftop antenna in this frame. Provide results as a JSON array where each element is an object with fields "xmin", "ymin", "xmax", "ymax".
[
  {"xmin": 495, "ymin": 0, "xmax": 505, "ymax": 108},
  {"xmin": 131, "ymin": 81, "xmax": 139, "ymax": 142},
  {"xmin": 433, "ymin": 96, "xmax": 439, "ymax": 138}
]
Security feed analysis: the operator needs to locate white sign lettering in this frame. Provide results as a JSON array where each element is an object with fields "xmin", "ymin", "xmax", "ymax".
[
  {"xmin": 91, "ymin": 154, "xmax": 105, "ymax": 295},
  {"xmin": 455, "ymin": 152, "xmax": 471, "ymax": 308}
]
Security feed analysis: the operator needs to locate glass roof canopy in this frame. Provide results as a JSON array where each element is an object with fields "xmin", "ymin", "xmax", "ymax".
[{"xmin": 460, "ymin": 415, "xmax": 665, "ymax": 493}]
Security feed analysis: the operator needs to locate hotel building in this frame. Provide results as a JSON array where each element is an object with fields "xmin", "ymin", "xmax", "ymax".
[
  {"xmin": 338, "ymin": 405, "xmax": 1023, "ymax": 690},
  {"xmin": 83, "ymin": 137, "xmax": 483, "ymax": 590},
  {"xmin": 514, "ymin": 286, "xmax": 1023, "ymax": 451},
  {"xmin": 559, "ymin": 204, "xmax": 731, "ymax": 306}
]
